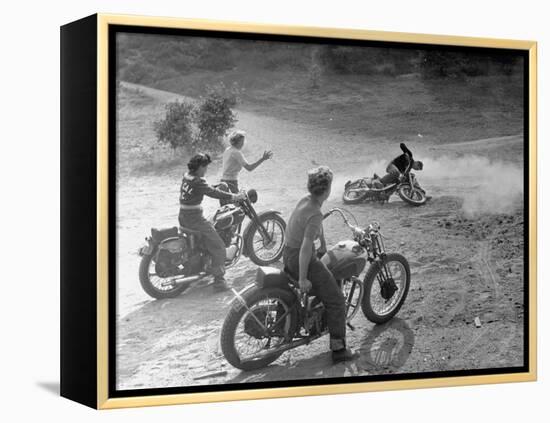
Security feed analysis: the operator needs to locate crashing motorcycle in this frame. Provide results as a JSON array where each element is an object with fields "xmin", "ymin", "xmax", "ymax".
[
  {"xmin": 138, "ymin": 189, "xmax": 286, "ymax": 299},
  {"xmin": 343, "ymin": 165, "xmax": 428, "ymax": 206},
  {"xmin": 220, "ymin": 208, "xmax": 411, "ymax": 371}
]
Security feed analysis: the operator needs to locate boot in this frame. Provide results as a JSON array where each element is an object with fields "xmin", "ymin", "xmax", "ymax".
[{"xmin": 212, "ymin": 276, "xmax": 231, "ymax": 292}]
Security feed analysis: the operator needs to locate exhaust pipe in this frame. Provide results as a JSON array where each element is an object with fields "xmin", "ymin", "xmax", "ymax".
[
  {"xmin": 160, "ymin": 273, "xmax": 206, "ymax": 287},
  {"xmin": 246, "ymin": 330, "xmax": 329, "ymax": 361}
]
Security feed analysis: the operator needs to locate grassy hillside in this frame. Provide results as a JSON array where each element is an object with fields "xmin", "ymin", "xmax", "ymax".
[
  {"xmin": 117, "ymin": 73, "xmax": 523, "ymax": 175},
  {"xmin": 150, "ymin": 70, "xmax": 522, "ymax": 144},
  {"xmin": 116, "ymin": 34, "xmax": 523, "ymax": 147}
]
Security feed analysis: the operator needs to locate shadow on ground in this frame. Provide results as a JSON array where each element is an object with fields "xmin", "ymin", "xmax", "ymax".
[
  {"xmin": 36, "ymin": 381, "xmax": 59, "ymax": 396},
  {"xmin": 225, "ymin": 318, "xmax": 415, "ymax": 384}
]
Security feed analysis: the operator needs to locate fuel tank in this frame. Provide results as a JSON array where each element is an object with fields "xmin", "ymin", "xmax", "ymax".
[
  {"xmin": 213, "ymin": 205, "xmax": 245, "ymax": 230},
  {"xmin": 321, "ymin": 240, "xmax": 367, "ymax": 280}
]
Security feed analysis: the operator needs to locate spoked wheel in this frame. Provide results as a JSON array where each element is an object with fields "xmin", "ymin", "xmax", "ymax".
[
  {"xmin": 361, "ymin": 253, "xmax": 411, "ymax": 324},
  {"xmin": 245, "ymin": 214, "xmax": 286, "ymax": 266},
  {"xmin": 342, "ymin": 180, "xmax": 369, "ymax": 204},
  {"xmin": 138, "ymin": 253, "xmax": 190, "ymax": 300},
  {"xmin": 342, "ymin": 277, "xmax": 364, "ymax": 322},
  {"xmin": 221, "ymin": 287, "xmax": 297, "ymax": 371},
  {"xmin": 397, "ymin": 184, "xmax": 427, "ymax": 206}
]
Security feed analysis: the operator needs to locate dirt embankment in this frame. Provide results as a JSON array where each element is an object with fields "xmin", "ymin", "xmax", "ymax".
[{"xmin": 115, "ymin": 84, "xmax": 525, "ymax": 390}]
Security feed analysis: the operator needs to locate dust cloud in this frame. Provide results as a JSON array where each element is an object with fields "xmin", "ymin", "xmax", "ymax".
[
  {"xmin": 331, "ymin": 155, "xmax": 523, "ymax": 217},
  {"xmin": 422, "ymin": 155, "xmax": 523, "ymax": 216}
]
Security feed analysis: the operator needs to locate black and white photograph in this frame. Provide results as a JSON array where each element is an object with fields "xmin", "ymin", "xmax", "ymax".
[{"xmin": 113, "ymin": 28, "xmax": 528, "ymax": 392}]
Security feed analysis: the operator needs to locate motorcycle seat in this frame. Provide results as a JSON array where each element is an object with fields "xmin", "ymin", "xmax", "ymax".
[
  {"xmin": 256, "ymin": 266, "xmax": 296, "ymax": 289},
  {"xmin": 151, "ymin": 226, "xmax": 179, "ymax": 243}
]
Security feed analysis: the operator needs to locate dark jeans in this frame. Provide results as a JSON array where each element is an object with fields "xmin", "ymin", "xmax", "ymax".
[
  {"xmin": 178, "ymin": 209, "xmax": 225, "ymax": 279},
  {"xmin": 380, "ymin": 164, "xmax": 400, "ymax": 186},
  {"xmin": 283, "ymin": 246, "xmax": 346, "ymax": 351},
  {"xmin": 219, "ymin": 180, "xmax": 239, "ymax": 206}
]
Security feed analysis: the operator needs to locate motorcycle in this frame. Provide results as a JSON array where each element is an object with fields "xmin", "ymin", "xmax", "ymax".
[
  {"xmin": 220, "ymin": 208, "xmax": 411, "ymax": 371},
  {"xmin": 138, "ymin": 189, "xmax": 286, "ymax": 299},
  {"xmin": 343, "ymin": 164, "xmax": 427, "ymax": 206}
]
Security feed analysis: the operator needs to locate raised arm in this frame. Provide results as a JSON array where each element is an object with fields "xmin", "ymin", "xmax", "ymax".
[
  {"xmin": 242, "ymin": 150, "xmax": 272, "ymax": 172},
  {"xmin": 400, "ymin": 142, "xmax": 413, "ymax": 159}
]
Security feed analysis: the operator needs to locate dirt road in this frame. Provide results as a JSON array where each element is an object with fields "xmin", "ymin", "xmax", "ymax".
[{"xmin": 115, "ymin": 83, "xmax": 524, "ymax": 390}]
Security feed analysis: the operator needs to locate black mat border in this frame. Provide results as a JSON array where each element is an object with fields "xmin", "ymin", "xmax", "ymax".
[{"xmin": 107, "ymin": 23, "xmax": 530, "ymax": 399}]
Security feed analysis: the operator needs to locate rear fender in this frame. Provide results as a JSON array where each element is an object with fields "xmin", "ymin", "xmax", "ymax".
[
  {"xmin": 229, "ymin": 280, "xmax": 296, "ymax": 308},
  {"xmin": 158, "ymin": 236, "xmax": 186, "ymax": 254},
  {"xmin": 228, "ymin": 283, "xmax": 289, "ymax": 337},
  {"xmin": 138, "ymin": 238, "xmax": 156, "ymax": 256},
  {"xmin": 345, "ymin": 179, "xmax": 365, "ymax": 189},
  {"xmin": 229, "ymin": 282, "xmax": 258, "ymax": 309},
  {"xmin": 242, "ymin": 210, "xmax": 282, "ymax": 257}
]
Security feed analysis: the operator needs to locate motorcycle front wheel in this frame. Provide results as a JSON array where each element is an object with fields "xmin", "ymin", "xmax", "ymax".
[
  {"xmin": 397, "ymin": 184, "xmax": 427, "ymax": 206},
  {"xmin": 361, "ymin": 253, "xmax": 411, "ymax": 324},
  {"xmin": 220, "ymin": 287, "xmax": 297, "ymax": 371},
  {"xmin": 245, "ymin": 214, "xmax": 286, "ymax": 266},
  {"xmin": 138, "ymin": 253, "xmax": 190, "ymax": 300},
  {"xmin": 342, "ymin": 180, "xmax": 369, "ymax": 204}
]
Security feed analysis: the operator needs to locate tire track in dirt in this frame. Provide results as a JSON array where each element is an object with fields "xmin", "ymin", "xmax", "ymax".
[{"xmin": 449, "ymin": 238, "xmax": 500, "ymax": 363}]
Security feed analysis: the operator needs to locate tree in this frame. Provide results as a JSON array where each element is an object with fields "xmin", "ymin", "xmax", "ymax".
[
  {"xmin": 193, "ymin": 83, "xmax": 238, "ymax": 152},
  {"xmin": 152, "ymin": 83, "xmax": 239, "ymax": 154},
  {"xmin": 153, "ymin": 101, "xmax": 195, "ymax": 150}
]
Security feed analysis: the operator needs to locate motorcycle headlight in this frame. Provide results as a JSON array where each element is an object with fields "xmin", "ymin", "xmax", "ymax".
[{"xmin": 247, "ymin": 189, "xmax": 258, "ymax": 204}]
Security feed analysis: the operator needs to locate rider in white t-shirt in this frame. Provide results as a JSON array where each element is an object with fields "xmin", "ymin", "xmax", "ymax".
[{"xmin": 220, "ymin": 130, "xmax": 272, "ymax": 203}]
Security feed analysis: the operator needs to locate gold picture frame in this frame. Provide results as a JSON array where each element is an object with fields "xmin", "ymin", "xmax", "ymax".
[{"xmin": 60, "ymin": 13, "xmax": 537, "ymax": 409}]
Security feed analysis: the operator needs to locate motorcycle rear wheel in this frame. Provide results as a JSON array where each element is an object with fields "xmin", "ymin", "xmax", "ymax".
[
  {"xmin": 361, "ymin": 253, "xmax": 410, "ymax": 324},
  {"xmin": 397, "ymin": 184, "xmax": 427, "ymax": 206},
  {"xmin": 342, "ymin": 180, "xmax": 369, "ymax": 204},
  {"xmin": 221, "ymin": 287, "xmax": 297, "ymax": 371},
  {"xmin": 138, "ymin": 253, "xmax": 191, "ymax": 300}
]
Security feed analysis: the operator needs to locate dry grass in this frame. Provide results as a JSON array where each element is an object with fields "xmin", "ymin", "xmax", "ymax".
[
  {"xmin": 117, "ymin": 71, "xmax": 523, "ymax": 180},
  {"xmin": 151, "ymin": 69, "xmax": 523, "ymax": 143}
]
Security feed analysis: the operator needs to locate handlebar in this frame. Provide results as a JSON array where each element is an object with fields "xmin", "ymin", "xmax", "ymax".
[
  {"xmin": 324, "ymin": 208, "xmax": 364, "ymax": 235},
  {"xmin": 324, "ymin": 207, "xmax": 382, "ymax": 238},
  {"xmin": 234, "ymin": 189, "xmax": 255, "ymax": 204}
]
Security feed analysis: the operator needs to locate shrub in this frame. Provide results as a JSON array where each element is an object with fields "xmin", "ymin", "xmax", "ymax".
[
  {"xmin": 152, "ymin": 83, "xmax": 239, "ymax": 154},
  {"xmin": 193, "ymin": 83, "xmax": 238, "ymax": 152},
  {"xmin": 153, "ymin": 101, "xmax": 195, "ymax": 150}
]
